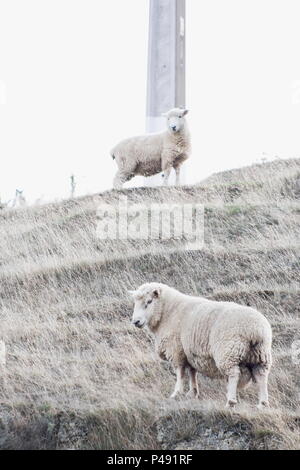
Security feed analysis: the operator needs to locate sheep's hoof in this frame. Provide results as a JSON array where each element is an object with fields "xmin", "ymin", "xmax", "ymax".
[
  {"xmin": 257, "ymin": 401, "xmax": 269, "ymax": 411},
  {"xmin": 170, "ymin": 391, "xmax": 184, "ymax": 399},
  {"xmin": 226, "ymin": 399, "xmax": 237, "ymax": 409},
  {"xmin": 186, "ymin": 389, "xmax": 199, "ymax": 399}
]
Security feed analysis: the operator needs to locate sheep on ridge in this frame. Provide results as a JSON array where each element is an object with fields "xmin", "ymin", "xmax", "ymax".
[
  {"xmin": 129, "ymin": 283, "xmax": 272, "ymax": 409},
  {"xmin": 111, "ymin": 108, "xmax": 191, "ymax": 189}
]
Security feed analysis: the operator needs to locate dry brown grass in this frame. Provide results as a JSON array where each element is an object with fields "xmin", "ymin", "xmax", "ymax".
[{"xmin": 0, "ymin": 158, "xmax": 299, "ymax": 449}]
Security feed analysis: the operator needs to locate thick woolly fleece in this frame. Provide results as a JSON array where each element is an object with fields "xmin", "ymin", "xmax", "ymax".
[
  {"xmin": 111, "ymin": 109, "xmax": 191, "ymax": 188},
  {"xmin": 134, "ymin": 283, "xmax": 272, "ymax": 387}
]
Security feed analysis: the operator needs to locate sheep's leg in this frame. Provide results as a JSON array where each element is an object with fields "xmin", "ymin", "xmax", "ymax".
[
  {"xmin": 252, "ymin": 366, "xmax": 270, "ymax": 409},
  {"xmin": 174, "ymin": 166, "xmax": 181, "ymax": 186},
  {"xmin": 170, "ymin": 366, "xmax": 185, "ymax": 398},
  {"xmin": 162, "ymin": 167, "xmax": 172, "ymax": 186},
  {"xmin": 186, "ymin": 367, "xmax": 199, "ymax": 398},
  {"xmin": 113, "ymin": 171, "xmax": 132, "ymax": 189},
  {"xmin": 113, "ymin": 171, "xmax": 124, "ymax": 189},
  {"xmin": 226, "ymin": 366, "xmax": 240, "ymax": 408}
]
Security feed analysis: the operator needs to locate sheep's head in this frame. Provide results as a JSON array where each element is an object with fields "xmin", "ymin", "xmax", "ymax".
[
  {"xmin": 129, "ymin": 283, "xmax": 162, "ymax": 331},
  {"xmin": 162, "ymin": 108, "xmax": 189, "ymax": 134}
]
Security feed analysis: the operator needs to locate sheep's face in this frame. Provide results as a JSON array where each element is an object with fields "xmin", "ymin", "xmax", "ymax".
[
  {"xmin": 163, "ymin": 108, "xmax": 189, "ymax": 134},
  {"xmin": 129, "ymin": 284, "xmax": 162, "ymax": 330}
]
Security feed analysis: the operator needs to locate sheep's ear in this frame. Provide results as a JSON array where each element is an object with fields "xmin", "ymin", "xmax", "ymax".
[
  {"xmin": 128, "ymin": 290, "xmax": 138, "ymax": 298},
  {"xmin": 152, "ymin": 288, "xmax": 161, "ymax": 298},
  {"xmin": 182, "ymin": 109, "xmax": 189, "ymax": 116}
]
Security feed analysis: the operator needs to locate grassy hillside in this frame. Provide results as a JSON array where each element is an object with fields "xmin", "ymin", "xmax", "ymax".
[{"xmin": 0, "ymin": 158, "xmax": 299, "ymax": 449}]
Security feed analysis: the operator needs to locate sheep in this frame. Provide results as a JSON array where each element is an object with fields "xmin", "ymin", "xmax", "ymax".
[
  {"xmin": 129, "ymin": 283, "xmax": 272, "ymax": 409},
  {"xmin": 111, "ymin": 108, "xmax": 191, "ymax": 189}
]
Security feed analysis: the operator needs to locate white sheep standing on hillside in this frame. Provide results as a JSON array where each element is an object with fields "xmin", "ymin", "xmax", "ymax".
[
  {"xmin": 129, "ymin": 283, "xmax": 272, "ymax": 409},
  {"xmin": 111, "ymin": 108, "xmax": 191, "ymax": 189}
]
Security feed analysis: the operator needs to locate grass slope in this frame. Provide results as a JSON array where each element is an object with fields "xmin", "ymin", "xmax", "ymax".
[{"xmin": 0, "ymin": 158, "xmax": 299, "ymax": 449}]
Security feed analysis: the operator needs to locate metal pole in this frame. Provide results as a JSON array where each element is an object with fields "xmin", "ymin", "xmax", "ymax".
[{"xmin": 145, "ymin": 0, "xmax": 186, "ymax": 186}]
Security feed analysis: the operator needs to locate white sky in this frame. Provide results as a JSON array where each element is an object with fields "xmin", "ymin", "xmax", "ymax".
[{"xmin": 0, "ymin": 0, "xmax": 300, "ymax": 203}]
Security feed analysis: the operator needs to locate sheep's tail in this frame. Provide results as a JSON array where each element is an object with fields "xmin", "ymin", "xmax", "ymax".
[{"xmin": 248, "ymin": 338, "xmax": 272, "ymax": 368}]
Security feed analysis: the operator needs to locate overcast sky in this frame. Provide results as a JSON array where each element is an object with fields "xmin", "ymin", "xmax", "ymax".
[{"xmin": 1, "ymin": 0, "xmax": 300, "ymax": 203}]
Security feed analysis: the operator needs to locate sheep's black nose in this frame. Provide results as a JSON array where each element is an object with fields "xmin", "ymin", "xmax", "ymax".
[
  {"xmin": 172, "ymin": 126, "xmax": 177, "ymax": 131},
  {"xmin": 134, "ymin": 320, "xmax": 141, "ymax": 327}
]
